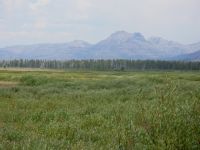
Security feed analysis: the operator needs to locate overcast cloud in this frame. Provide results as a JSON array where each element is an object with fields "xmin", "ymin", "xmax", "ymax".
[{"xmin": 0, "ymin": 0, "xmax": 199, "ymax": 47}]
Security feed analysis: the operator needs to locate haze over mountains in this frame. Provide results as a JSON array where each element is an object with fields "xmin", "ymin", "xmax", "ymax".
[{"xmin": 0, "ymin": 31, "xmax": 199, "ymax": 61}]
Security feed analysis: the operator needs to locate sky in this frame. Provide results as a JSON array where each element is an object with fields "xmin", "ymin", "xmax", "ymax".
[{"xmin": 0, "ymin": 0, "xmax": 200, "ymax": 47}]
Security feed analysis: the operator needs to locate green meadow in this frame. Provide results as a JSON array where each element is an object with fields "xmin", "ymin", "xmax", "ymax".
[{"xmin": 0, "ymin": 69, "xmax": 200, "ymax": 149}]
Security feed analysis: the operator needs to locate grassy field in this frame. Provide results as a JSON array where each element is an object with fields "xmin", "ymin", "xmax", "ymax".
[{"xmin": 0, "ymin": 69, "xmax": 200, "ymax": 149}]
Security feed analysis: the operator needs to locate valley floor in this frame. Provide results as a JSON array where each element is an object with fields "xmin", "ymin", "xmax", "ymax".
[{"xmin": 0, "ymin": 69, "xmax": 200, "ymax": 149}]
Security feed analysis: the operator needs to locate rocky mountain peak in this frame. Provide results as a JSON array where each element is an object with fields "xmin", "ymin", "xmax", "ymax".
[
  {"xmin": 68, "ymin": 40, "xmax": 91, "ymax": 47},
  {"xmin": 132, "ymin": 32, "xmax": 146, "ymax": 41},
  {"xmin": 108, "ymin": 31, "xmax": 132, "ymax": 41}
]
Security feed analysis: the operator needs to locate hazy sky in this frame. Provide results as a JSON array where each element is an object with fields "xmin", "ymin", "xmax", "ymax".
[{"xmin": 0, "ymin": 0, "xmax": 199, "ymax": 47}]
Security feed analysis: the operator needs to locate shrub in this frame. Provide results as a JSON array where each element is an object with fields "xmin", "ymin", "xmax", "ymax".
[{"xmin": 20, "ymin": 75, "xmax": 49, "ymax": 86}]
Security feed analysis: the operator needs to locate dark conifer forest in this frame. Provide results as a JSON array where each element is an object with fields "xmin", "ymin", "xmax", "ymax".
[{"xmin": 0, "ymin": 59, "xmax": 200, "ymax": 71}]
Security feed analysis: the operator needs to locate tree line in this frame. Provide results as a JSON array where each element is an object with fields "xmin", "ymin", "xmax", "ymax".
[{"xmin": 0, "ymin": 59, "xmax": 199, "ymax": 71}]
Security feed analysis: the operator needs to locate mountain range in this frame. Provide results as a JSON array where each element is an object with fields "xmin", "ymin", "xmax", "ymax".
[{"xmin": 0, "ymin": 31, "xmax": 199, "ymax": 61}]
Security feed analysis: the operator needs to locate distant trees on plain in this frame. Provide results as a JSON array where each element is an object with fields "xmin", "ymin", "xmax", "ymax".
[{"xmin": 0, "ymin": 59, "xmax": 199, "ymax": 71}]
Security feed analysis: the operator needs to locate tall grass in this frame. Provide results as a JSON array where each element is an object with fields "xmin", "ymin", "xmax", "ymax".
[{"xmin": 0, "ymin": 70, "xmax": 200, "ymax": 149}]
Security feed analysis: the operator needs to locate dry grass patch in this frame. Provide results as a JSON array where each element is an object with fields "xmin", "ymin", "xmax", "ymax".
[{"xmin": 0, "ymin": 81, "xmax": 18, "ymax": 88}]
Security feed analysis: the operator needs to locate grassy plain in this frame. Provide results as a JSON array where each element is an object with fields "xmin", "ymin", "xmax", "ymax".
[{"xmin": 0, "ymin": 69, "xmax": 200, "ymax": 149}]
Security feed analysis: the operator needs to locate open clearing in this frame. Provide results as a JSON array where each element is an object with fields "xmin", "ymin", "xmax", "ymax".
[
  {"xmin": 0, "ymin": 81, "xmax": 18, "ymax": 88},
  {"xmin": 0, "ymin": 69, "xmax": 200, "ymax": 149}
]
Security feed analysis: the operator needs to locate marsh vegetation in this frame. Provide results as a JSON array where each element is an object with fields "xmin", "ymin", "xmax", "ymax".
[{"xmin": 0, "ymin": 69, "xmax": 200, "ymax": 149}]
